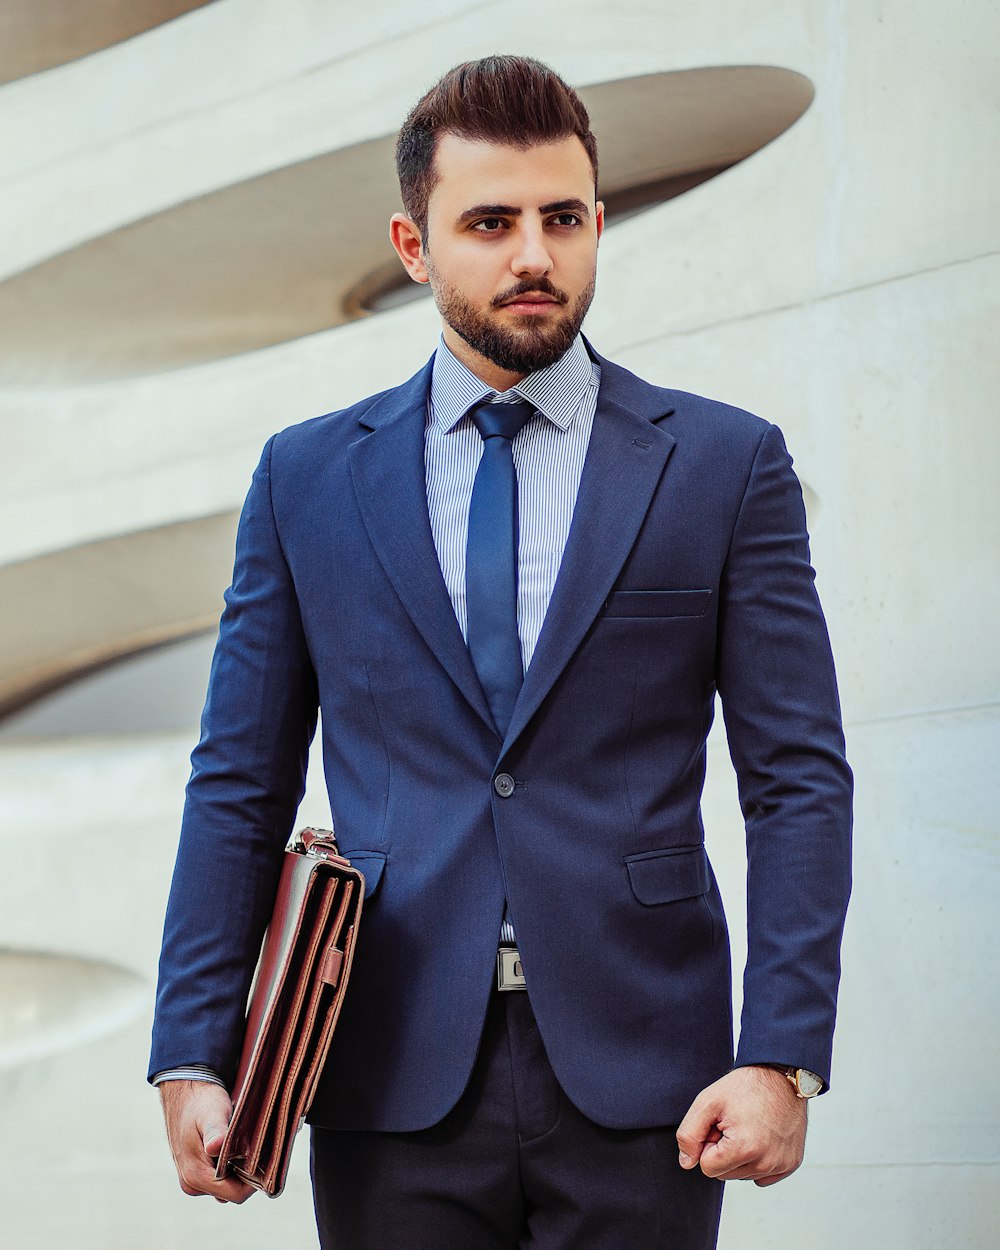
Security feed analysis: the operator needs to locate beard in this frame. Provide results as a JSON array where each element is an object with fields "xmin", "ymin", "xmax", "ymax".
[{"xmin": 426, "ymin": 264, "xmax": 596, "ymax": 376}]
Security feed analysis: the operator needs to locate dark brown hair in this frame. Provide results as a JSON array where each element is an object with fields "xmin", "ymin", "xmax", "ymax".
[{"xmin": 396, "ymin": 55, "xmax": 599, "ymax": 240}]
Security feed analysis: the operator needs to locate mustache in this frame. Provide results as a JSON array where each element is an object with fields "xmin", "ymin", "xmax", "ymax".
[{"xmin": 492, "ymin": 278, "xmax": 569, "ymax": 308}]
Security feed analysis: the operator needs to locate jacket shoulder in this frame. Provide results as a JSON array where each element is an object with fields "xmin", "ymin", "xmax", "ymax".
[
  {"xmin": 270, "ymin": 384, "xmax": 399, "ymax": 456},
  {"xmin": 594, "ymin": 350, "xmax": 773, "ymax": 446},
  {"xmin": 265, "ymin": 351, "xmax": 434, "ymax": 472},
  {"xmin": 663, "ymin": 387, "xmax": 772, "ymax": 437}
]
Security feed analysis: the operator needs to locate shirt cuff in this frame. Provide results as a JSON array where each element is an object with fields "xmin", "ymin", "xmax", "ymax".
[{"xmin": 150, "ymin": 1065, "xmax": 227, "ymax": 1089}]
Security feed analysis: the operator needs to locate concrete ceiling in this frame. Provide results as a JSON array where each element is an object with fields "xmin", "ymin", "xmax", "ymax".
[
  {"xmin": 0, "ymin": 66, "xmax": 813, "ymax": 385},
  {"xmin": 0, "ymin": 0, "xmax": 213, "ymax": 85}
]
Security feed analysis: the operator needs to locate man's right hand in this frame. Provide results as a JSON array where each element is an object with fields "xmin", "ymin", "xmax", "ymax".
[{"xmin": 159, "ymin": 1080, "xmax": 256, "ymax": 1204}]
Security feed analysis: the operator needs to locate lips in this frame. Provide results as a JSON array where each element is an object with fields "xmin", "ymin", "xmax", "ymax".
[
  {"xmin": 495, "ymin": 283, "xmax": 567, "ymax": 309},
  {"xmin": 500, "ymin": 293, "xmax": 562, "ymax": 311},
  {"xmin": 505, "ymin": 296, "xmax": 557, "ymax": 306}
]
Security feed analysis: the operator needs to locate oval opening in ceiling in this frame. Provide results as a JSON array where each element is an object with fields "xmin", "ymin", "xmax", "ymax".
[
  {"xmin": 0, "ymin": 511, "xmax": 238, "ymax": 721},
  {"xmin": 0, "ymin": 949, "xmax": 146, "ymax": 1071},
  {"xmin": 0, "ymin": 1, "xmax": 215, "ymax": 85},
  {"xmin": 0, "ymin": 66, "xmax": 813, "ymax": 385},
  {"xmin": 0, "ymin": 631, "xmax": 217, "ymax": 739}
]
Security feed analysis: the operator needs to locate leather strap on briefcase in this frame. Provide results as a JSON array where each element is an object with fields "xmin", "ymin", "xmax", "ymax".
[{"xmin": 215, "ymin": 827, "xmax": 365, "ymax": 1197}]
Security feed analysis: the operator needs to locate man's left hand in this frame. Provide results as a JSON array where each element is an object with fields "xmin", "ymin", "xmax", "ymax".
[{"xmin": 676, "ymin": 1066, "xmax": 807, "ymax": 1186}]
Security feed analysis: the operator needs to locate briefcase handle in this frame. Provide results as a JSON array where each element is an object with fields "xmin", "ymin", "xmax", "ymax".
[{"xmin": 289, "ymin": 826, "xmax": 349, "ymax": 863}]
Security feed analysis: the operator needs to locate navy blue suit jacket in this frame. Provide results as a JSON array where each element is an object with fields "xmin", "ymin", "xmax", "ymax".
[{"xmin": 150, "ymin": 346, "xmax": 852, "ymax": 1132}]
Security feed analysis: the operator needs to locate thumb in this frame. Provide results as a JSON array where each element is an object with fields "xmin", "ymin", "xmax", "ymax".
[
  {"xmin": 193, "ymin": 1086, "xmax": 235, "ymax": 1160},
  {"xmin": 200, "ymin": 1115, "xmax": 230, "ymax": 1159},
  {"xmin": 676, "ymin": 1092, "xmax": 721, "ymax": 1169}
]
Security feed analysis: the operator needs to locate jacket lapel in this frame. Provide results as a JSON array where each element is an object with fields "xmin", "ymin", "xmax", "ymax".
[
  {"xmin": 349, "ymin": 350, "xmax": 677, "ymax": 747},
  {"xmin": 349, "ymin": 357, "xmax": 497, "ymax": 733},
  {"xmin": 504, "ymin": 354, "xmax": 676, "ymax": 747}
]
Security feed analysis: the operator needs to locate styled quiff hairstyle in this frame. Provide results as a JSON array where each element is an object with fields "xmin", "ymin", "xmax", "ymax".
[{"xmin": 396, "ymin": 55, "xmax": 599, "ymax": 240}]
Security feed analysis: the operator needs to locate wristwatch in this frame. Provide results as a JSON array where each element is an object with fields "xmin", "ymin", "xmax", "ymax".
[{"xmin": 783, "ymin": 1067, "xmax": 823, "ymax": 1099}]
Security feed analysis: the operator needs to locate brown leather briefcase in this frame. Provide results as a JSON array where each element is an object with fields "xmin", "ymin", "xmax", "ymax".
[{"xmin": 215, "ymin": 827, "xmax": 365, "ymax": 1197}]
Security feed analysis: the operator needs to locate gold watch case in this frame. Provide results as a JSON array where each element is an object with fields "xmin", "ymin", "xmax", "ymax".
[{"xmin": 785, "ymin": 1067, "xmax": 823, "ymax": 1099}]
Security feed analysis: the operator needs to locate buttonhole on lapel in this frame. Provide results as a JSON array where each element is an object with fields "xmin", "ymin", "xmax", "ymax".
[{"xmin": 631, "ymin": 438, "xmax": 651, "ymax": 450}]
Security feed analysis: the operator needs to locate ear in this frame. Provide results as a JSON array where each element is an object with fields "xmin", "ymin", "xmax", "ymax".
[
  {"xmin": 595, "ymin": 200, "xmax": 605, "ymax": 242},
  {"xmin": 389, "ymin": 213, "xmax": 430, "ymax": 284}
]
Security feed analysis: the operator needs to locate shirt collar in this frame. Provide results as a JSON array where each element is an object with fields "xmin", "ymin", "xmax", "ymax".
[{"xmin": 430, "ymin": 335, "xmax": 596, "ymax": 434}]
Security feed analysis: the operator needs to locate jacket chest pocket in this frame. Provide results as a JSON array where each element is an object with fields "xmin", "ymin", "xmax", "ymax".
[{"xmin": 603, "ymin": 589, "xmax": 712, "ymax": 619}]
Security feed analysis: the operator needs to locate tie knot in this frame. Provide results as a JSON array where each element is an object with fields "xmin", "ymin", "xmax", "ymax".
[{"xmin": 468, "ymin": 399, "xmax": 535, "ymax": 443}]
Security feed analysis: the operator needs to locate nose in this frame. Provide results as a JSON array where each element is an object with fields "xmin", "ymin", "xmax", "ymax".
[{"xmin": 510, "ymin": 222, "xmax": 553, "ymax": 277}]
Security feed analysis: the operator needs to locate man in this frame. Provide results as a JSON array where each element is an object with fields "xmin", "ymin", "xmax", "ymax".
[{"xmin": 151, "ymin": 55, "xmax": 852, "ymax": 1249}]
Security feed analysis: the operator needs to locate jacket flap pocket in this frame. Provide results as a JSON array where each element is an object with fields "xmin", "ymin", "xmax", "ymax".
[
  {"xmin": 626, "ymin": 846, "xmax": 710, "ymax": 905},
  {"xmin": 604, "ymin": 590, "xmax": 712, "ymax": 618},
  {"xmin": 344, "ymin": 851, "xmax": 386, "ymax": 899}
]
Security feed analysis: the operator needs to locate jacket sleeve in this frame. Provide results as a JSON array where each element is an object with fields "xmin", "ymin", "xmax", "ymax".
[
  {"xmin": 716, "ymin": 422, "xmax": 853, "ymax": 1087},
  {"xmin": 148, "ymin": 434, "xmax": 318, "ymax": 1084}
]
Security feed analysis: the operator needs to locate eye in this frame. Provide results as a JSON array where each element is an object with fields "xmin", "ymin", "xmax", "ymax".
[
  {"xmin": 472, "ymin": 217, "xmax": 507, "ymax": 233},
  {"xmin": 550, "ymin": 213, "xmax": 582, "ymax": 227}
]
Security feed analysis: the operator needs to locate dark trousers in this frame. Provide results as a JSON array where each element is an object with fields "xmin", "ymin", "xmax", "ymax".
[{"xmin": 311, "ymin": 989, "xmax": 723, "ymax": 1249}]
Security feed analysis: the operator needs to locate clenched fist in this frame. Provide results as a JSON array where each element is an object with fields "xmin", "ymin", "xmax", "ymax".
[{"xmin": 676, "ymin": 1066, "xmax": 808, "ymax": 1187}]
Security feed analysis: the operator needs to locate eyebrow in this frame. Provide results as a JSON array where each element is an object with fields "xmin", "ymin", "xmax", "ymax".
[{"xmin": 456, "ymin": 198, "xmax": 591, "ymax": 224}]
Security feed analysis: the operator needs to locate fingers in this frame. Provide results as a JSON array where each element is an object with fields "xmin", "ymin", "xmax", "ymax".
[
  {"xmin": 695, "ymin": 1124, "xmax": 804, "ymax": 1183},
  {"xmin": 181, "ymin": 1165, "xmax": 256, "ymax": 1203},
  {"xmin": 676, "ymin": 1090, "xmax": 722, "ymax": 1169},
  {"xmin": 699, "ymin": 1143, "xmax": 801, "ymax": 1183},
  {"xmin": 176, "ymin": 1130, "xmax": 256, "ymax": 1204},
  {"xmin": 754, "ymin": 1170, "xmax": 796, "ymax": 1187}
]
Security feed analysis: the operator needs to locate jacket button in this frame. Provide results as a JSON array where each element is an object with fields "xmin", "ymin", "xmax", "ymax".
[{"xmin": 494, "ymin": 773, "xmax": 515, "ymax": 798}]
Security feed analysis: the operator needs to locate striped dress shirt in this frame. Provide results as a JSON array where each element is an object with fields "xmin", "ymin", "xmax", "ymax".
[
  {"xmin": 426, "ymin": 334, "xmax": 600, "ymax": 673},
  {"xmin": 152, "ymin": 336, "xmax": 599, "ymax": 1086}
]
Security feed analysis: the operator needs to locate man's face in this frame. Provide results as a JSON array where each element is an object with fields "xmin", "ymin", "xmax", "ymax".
[{"xmin": 409, "ymin": 133, "xmax": 603, "ymax": 385}]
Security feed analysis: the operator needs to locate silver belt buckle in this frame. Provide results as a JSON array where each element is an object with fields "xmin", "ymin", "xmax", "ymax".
[{"xmin": 497, "ymin": 947, "xmax": 527, "ymax": 991}]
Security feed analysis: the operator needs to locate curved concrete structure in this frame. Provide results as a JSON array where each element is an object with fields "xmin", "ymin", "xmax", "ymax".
[
  {"xmin": 0, "ymin": 2, "xmax": 997, "ymax": 1246},
  {"xmin": 0, "ymin": 1, "xmax": 213, "ymax": 85}
]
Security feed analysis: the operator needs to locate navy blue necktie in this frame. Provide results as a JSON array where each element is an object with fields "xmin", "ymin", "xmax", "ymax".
[{"xmin": 465, "ymin": 399, "xmax": 535, "ymax": 736}]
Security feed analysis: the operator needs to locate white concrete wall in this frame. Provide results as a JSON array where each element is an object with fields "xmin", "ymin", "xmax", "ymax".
[{"xmin": 1, "ymin": 1, "xmax": 997, "ymax": 1246}]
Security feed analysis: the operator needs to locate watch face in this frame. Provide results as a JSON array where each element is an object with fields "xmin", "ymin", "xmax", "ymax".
[{"xmin": 797, "ymin": 1069, "xmax": 823, "ymax": 1098}]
